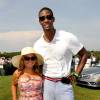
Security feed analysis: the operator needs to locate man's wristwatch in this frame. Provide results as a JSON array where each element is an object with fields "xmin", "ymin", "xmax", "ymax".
[{"xmin": 71, "ymin": 72, "xmax": 79, "ymax": 79}]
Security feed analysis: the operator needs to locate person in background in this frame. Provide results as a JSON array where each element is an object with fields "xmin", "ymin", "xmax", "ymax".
[
  {"xmin": 74, "ymin": 56, "xmax": 79, "ymax": 71},
  {"xmin": 11, "ymin": 47, "xmax": 44, "ymax": 100},
  {"xmin": 84, "ymin": 56, "xmax": 92, "ymax": 69},
  {"xmin": 33, "ymin": 7, "xmax": 88, "ymax": 100},
  {"xmin": 91, "ymin": 53, "xmax": 96, "ymax": 67}
]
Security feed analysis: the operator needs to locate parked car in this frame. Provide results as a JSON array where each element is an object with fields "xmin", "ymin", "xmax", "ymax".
[{"xmin": 77, "ymin": 66, "xmax": 100, "ymax": 87}]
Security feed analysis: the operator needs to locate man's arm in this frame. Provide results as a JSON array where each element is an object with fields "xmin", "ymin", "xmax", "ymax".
[{"xmin": 75, "ymin": 47, "xmax": 88, "ymax": 75}]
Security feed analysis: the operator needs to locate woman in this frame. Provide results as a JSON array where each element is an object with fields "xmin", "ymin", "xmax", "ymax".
[{"xmin": 11, "ymin": 47, "xmax": 44, "ymax": 100}]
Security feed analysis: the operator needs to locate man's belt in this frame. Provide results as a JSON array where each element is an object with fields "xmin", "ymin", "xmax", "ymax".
[
  {"xmin": 44, "ymin": 76, "xmax": 62, "ymax": 82},
  {"xmin": 44, "ymin": 76, "xmax": 71, "ymax": 84}
]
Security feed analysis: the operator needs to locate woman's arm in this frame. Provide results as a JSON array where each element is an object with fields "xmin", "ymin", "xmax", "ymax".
[
  {"xmin": 11, "ymin": 84, "xmax": 17, "ymax": 100},
  {"xmin": 11, "ymin": 70, "xmax": 19, "ymax": 100}
]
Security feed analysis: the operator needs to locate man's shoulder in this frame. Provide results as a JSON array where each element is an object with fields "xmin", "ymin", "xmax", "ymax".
[
  {"xmin": 34, "ymin": 36, "xmax": 42, "ymax": 44},
  {"xmin": 33, "ymin": 37, "xmax": 42, "ymax": 49},
  {"xmin": 58, "ymin": 30, "xmax": 76, "ymax": 39},
  {"xmin": 58, "ymin": 30, "xmax": 70, "ymax": 34}
]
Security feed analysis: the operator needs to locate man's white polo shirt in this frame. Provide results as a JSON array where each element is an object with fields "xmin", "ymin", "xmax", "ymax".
[{"xmin": 34, "ymin": 30, "xmax": 83, "ymax": 78}]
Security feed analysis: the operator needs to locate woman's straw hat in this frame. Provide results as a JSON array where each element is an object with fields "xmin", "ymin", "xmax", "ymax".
[{"xmin": 11, "ymin": 47, "xmax": 44, "ymax": 68}]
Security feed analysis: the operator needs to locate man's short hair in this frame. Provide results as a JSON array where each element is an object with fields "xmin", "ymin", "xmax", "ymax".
[{"xmin": 38, "ymin": 7, "xmax": 54, "ymax": 17}]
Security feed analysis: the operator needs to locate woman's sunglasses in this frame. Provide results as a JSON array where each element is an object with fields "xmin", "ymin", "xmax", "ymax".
[
  {"xmin": 24, "ymin": 56, "xmax": 37, "ymax": 61},
  {"xmin": 39, "ymin": 15, "xmax": 54, "ymax": 21}
]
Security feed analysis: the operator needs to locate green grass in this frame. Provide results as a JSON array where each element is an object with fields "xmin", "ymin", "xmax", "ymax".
[
  {"xmin": 74, "ymin": 84, "xmax": 100, "ymax": 100},
  {"xmin": 0, "ymin": 76, "xmax": 100, "ymax": 100},
  {"xmin": 0, "ymin": 76, "xmax": 12, "ymax": 100}
]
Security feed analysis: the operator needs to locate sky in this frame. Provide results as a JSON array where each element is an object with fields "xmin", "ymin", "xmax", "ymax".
[{"xmin": 0, "ymin": 0, "xmax": 100, "ymax": 52}]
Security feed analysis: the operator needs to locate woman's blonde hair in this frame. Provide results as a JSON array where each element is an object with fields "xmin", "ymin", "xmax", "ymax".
[
  {"xmin": 12, "ymin": 54, "xmax": 43, "ymax": 85},
  {"xmin": 18, "ymin": 55, "xmax": 43, "ymax": 76}
]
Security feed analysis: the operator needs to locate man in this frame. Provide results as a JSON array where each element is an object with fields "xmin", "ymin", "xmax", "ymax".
[{"xmin": 33, "ymin": 7, "xmax": 88, "ymax": 100}]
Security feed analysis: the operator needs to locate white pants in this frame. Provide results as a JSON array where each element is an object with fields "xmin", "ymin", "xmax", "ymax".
[{"xmin": 43, "ymin": 79, "xmax": 74, "ymax": 100}]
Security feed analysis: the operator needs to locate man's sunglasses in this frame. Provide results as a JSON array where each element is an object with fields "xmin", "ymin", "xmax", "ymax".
[
  {"xmin": 24, "ymin": 56, "xmax": 37, "ymax": 61},
  {"xmin": 39, "ymin": 15, "xmax": 54, "ymax": 21}
]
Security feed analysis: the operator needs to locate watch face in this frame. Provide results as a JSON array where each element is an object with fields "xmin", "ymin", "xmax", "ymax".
[{"xmin": 71, "ymin": 72, "xmax": 79, "ymax": 78}]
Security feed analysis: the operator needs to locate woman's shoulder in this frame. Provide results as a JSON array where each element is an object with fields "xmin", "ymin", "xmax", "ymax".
[
  {"xmin": 12, "ymin": 69, "xmax": 21, "ymax": 85},
  {"xmin": 13, "ymin": 69, "xmax": 21, "ymax": 76}
]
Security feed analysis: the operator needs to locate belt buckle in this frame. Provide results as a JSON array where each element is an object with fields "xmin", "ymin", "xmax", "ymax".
[{"xmin": 61, "ymin": 77, "xmax": 70, "ymax": 84}]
